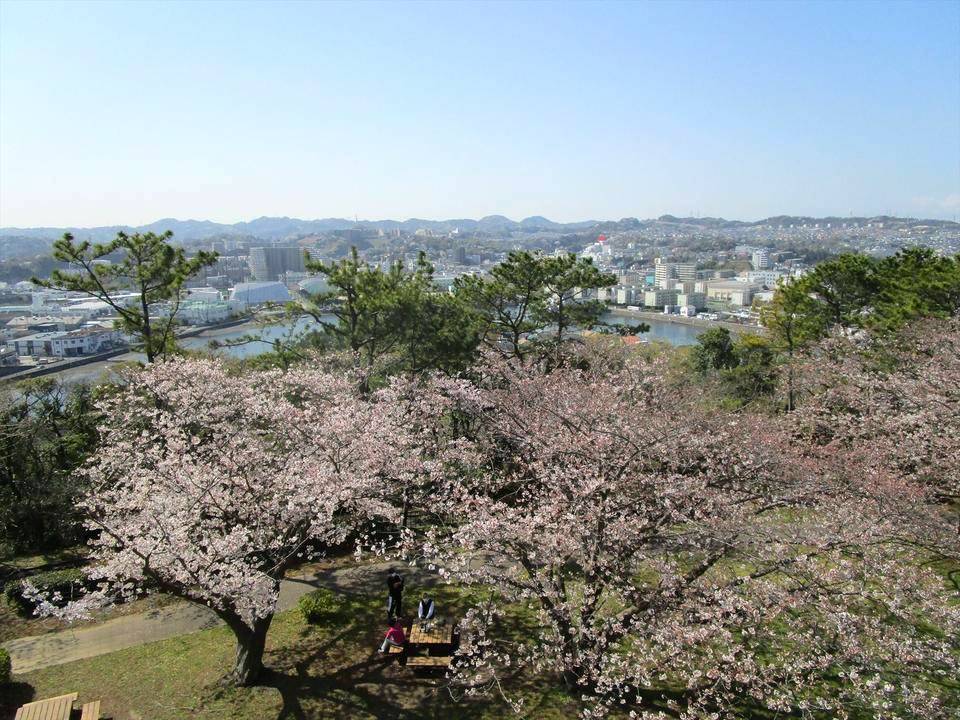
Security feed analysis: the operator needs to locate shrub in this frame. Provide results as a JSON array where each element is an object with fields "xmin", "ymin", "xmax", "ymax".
[
  {"xmin": 0, "ymin": 647, "xmax": 10, "ymax": 684},
  {"xmin": 298, "ymin": 587, "xmax": 338, "ymax": 624},
  {"xmin": 3, "ymin": 567, "xmax": 86, "ymax": 615}
]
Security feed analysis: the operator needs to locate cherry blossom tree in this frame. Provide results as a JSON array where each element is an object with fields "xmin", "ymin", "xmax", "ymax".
[
  {"xmin": 30, "ymin": 358, "xmax": 407, "ymax": 686},
  {"xmin": 414, "ymin": 348, "xmax": 960, "ymax": 718},
  {"xmin": 791, "ymin": 316, "xmax": 960, "ymax": 562}
]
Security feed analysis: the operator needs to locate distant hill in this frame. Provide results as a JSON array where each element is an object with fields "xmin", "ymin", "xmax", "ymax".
[{"xmin": 2, "ymin": 213, "xmax": 956, "ymax": 245}]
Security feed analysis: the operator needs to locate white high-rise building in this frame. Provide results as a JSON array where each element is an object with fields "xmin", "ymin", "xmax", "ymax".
[{"xmin": 752, "ymin": 248, "xmax": 771, "ymax": 270}]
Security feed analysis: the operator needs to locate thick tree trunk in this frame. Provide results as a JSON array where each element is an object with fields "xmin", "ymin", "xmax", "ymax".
[
  {"xmin": 561, "ymin": 667, "xmax": 583, "ymax": 689},
  {"xmin": 224, "ymin": 613, "xmax": 274, "ymax": 686}
]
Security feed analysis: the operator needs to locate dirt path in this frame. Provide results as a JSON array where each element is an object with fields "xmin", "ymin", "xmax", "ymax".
[{"xmin": 3, "ymin": 560, "xmax": 440, "ymax": 675}]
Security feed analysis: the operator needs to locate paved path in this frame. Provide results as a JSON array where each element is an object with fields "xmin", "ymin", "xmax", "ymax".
[{"xmin": 4, "ymin": 561, "xmax": 440, "ymax": 675}]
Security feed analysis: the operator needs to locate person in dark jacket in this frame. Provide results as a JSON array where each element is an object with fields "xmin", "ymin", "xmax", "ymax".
[{"xmin": 386, "ymin": 569, "xmax": 405, "ymax": 620}]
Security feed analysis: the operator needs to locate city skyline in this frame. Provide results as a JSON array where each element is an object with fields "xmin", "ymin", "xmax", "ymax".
[{"xmin": 1, "ymin": 0, "xmax": 958, "ymax": 227}]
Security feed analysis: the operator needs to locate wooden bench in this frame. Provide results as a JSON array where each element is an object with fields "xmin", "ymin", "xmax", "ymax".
[
  {"xmin": 388, "ymin": 644, "xmax": 404, "ymax": 655},
  {"xmin": 14, "ymin": 693, "xmax": 78, "ymax": 720},
  {"xmin": 406, "ymin": 655, "xmax": 450, "ymax": 668},
  {"xmin": 79, "ymin": 700, "xmax": 102, "ymax": 720}
]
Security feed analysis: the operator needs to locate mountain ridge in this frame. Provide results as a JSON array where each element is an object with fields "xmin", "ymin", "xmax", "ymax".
[{"xmin": 2, "ymin": 214, "xmax": 956, "ymax": 243}]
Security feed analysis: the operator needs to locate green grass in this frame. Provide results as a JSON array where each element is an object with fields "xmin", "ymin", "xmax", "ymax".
[
  {"xmin": 4, "ymin": 583, "xmax": 580, "ymax": 720},
  {"xmin": 0, "ymin": 547, "xmax": 86, "ymax": 571}
]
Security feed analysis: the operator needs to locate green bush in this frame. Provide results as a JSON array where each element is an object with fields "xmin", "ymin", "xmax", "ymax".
[
  {"xmin": 0, "ymin": 647, "xmax": 10, "ymax": 684},
  {"xmin": 298, "ymin": 587, "xmax": 338, "ymax": 624},
  {"xmin": 3, "ymin": 567, "xmax": 86, "ymax": 615}
]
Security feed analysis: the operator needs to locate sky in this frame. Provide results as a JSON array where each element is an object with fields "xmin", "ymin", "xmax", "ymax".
[{"xmin": 1, "ymin": 0, "xmax": 958, "ymax": 228}]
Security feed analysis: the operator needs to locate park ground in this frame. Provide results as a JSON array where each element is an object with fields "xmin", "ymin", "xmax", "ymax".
[
  {"xmin": 1, "ymin": 553, "xmax": 580, "ymax": 720},
  {"xmin": 5, "ymin": 551, "xmax": 955, "ymax": 719}
]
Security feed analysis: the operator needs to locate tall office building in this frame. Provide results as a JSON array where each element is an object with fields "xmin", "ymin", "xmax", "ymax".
[
  {"xmin": 249, "ymin": 247, "xmax": 306, "ymax": 281},
  {"xmin": 676, "ymin": 263, "xmax": 696, "ymax": 282}
]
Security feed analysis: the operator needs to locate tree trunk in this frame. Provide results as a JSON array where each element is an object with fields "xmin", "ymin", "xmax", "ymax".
[
  {"xmin": 786, "ymin": 350, "xmax": 796, "ymax": 412},
  {"xmin": 224, "ymin": 613, "xmax": 274, "ymax": 686},
  {"xmin": 561, "ymin": 667, "xmax": 582, "ymax": 689},
  {"xmin": 140, "ymin": 289, "xmax": 154, "ymax": 363}
]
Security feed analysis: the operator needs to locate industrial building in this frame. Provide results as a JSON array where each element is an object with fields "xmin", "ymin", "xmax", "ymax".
[
  {"xmin": 13, "ymin": 327, "xmax": 121, "ymax": 358},
  {"xmin": 230, "ymin": 282, "xmax": 292, "ymax": 306}
]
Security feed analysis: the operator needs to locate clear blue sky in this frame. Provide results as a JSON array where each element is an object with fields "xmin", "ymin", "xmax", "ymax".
[{"xmin": 1, "ymin": 0, "xmax": 958, "ymax": 227}]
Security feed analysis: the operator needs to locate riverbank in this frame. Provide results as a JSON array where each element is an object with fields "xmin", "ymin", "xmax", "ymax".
[
  {"xmin": 1, "ymin": 311, "xmax": 763, "ymax": 385},
  {"xmin": 605, "ymin": 307, "xmax": 764, "ymax": 335}
]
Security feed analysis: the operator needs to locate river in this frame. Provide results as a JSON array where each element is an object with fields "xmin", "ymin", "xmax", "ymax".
[
  {"xmin": 179, "ymin": 316, "xmax": 323, "ymax": 358},
  {"xmin": 601, "ymin": 313, "xmax": 705, "ymax": 346}
]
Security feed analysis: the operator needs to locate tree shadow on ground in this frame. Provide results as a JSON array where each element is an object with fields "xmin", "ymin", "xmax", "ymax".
[
  {"xmin": 257, "ymin": 585, "xmax": 572, "ymax": 720},
  {"xmin": 262, "ymin": 620, "xmax": 450, "ymax": 720},
  {"xmin": 0, "ymin": 681, "xmax": 35, "ymax": 716},
  {"xmin": 264, "ymin": 645, "xmax": 591, "ymax": 720}
]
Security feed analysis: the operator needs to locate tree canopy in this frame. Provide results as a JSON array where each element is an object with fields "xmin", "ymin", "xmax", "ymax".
[
  {"xmin": 454, "ymin": 251, "xmax": 615, "ymax": 361},
  {"xmin": 0, "ymin": 379, "xmax": 99, "ymax": 553},
  {"xmin": 299, "ymin": 248, "xmax": 481, "ymax": 377},
  {"xmin": 31, "ymin": 358, "xmax": 415, "ymax": 685},
  {"xmin": 762, "ymin": 248, "xmax": 960, "ymax": 348}
]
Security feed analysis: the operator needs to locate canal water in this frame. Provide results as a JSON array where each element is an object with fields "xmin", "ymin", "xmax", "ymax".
[{"xmin": 601, "ymin": 313, "xmax": 704, "ymax": 346}]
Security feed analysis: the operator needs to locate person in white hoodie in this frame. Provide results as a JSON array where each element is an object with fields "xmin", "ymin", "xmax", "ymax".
[{"xmin": 417, "ymin": 594, "xmax": 436, "ymax": 629}]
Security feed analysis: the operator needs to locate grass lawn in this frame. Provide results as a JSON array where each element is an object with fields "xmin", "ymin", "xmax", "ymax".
[{"xmin": 4, "ymin": 583, "xmax": 580, "ymax": 720}]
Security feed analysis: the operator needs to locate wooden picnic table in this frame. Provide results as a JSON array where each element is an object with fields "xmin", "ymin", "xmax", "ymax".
[
  {"xmin": 14, "ymin": 692, "xmax": 77, "ymax": 720},
  {"xmin": 408, "ymin": 618, "xmax": 454, "ymax": 647}
]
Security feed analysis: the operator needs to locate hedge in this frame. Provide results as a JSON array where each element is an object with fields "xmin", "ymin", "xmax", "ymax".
[
  {"xmin": 298, "ymin": 587, "xmax": 339, "ymax": 624},
  {"xmin": 0, "ymin": 647, "xmax": 10, "ymax": 684},
  {"xmin": 3, "ymin": 567, "xmax": 87, "ymax": 615}
]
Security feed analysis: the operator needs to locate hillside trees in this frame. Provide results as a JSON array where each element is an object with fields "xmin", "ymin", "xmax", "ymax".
[
  {"xmin": 0, "ymin": 379, "xmax": 99, "ymax": 553},
  {"xmin": 689, "ymin": 330, "xmax": 778, "ymax": 408},
  {"xmin": 761, "ymin": 249, "xmax": 960, "ymax": 409},
  {"xmin": 689, "ymin": 326, "xmax": 738, "ymax": 374},
  {"xmin": 412, "ymin": 350, "xmax": 960, "ymax": 718},
  {"xmin": 33, "ymin": 231, "xmax": 217, "ymax": 362},
  {"xmin": 31, "ymin": 358, "xmax": 412, "ymax": 685}
]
